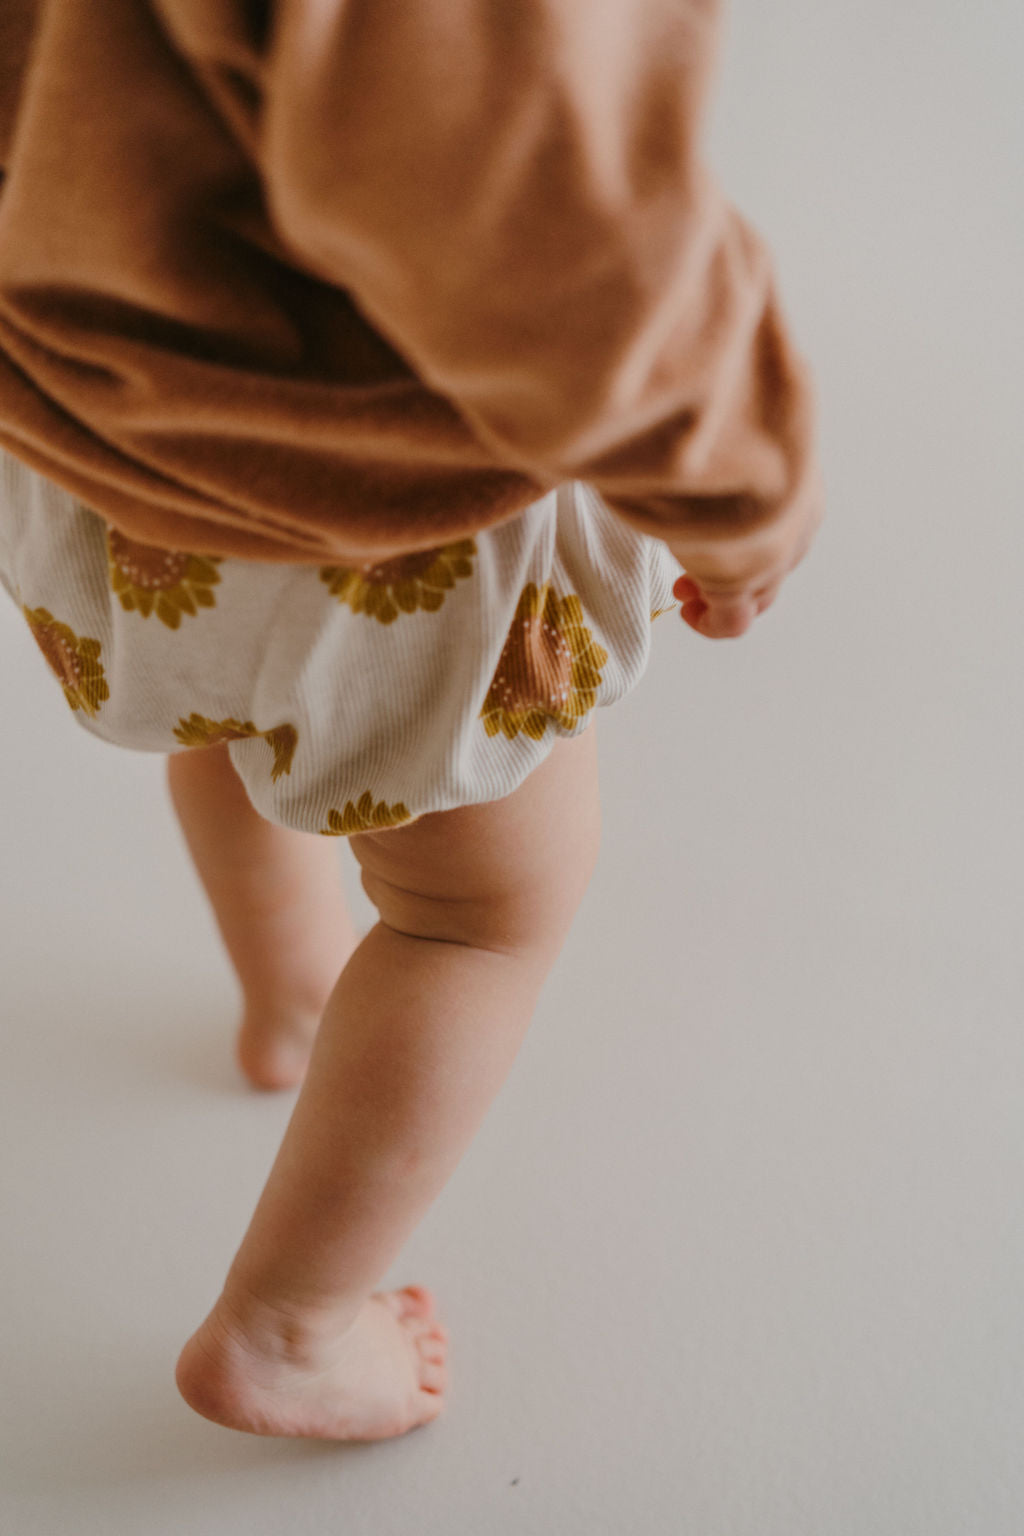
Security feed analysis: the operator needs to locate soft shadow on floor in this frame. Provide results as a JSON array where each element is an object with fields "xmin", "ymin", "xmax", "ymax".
[
  {"xmin": 4, "ymin": 1337, "xmax": 375, "ymax": 1497},
  {"xmin": 4, "ymin": 944, "xmax": 262, "ymax": 1099}
]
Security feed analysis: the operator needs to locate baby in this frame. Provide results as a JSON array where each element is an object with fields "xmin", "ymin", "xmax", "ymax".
[
  {"xmin": 0, "ymin": 0, "xmax": 822, "ymax": 1445},
  {"xmin": 166, "ymin": 496, "xmax": 818, "ymax": 1443}
]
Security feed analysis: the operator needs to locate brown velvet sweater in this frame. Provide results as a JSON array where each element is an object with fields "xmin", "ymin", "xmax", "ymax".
[{"xmin": 0, "ymin": 0, "xmax": 821, "ymax": 565}]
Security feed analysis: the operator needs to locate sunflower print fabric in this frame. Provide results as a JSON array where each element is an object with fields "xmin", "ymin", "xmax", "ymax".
[
  {"xmin": 173, "ymin": 713, "xmax": 298, "ymax": 782},
  {"xmin": 107, "ymin": 527, "xmax": 221, "ymax": 629},
  {"xmin": 320, "ymin": 793, "xmax": 418, "ymax": 835},
  {"xmin": 22, "ymin": 605, "xmax": 110, "ymax": 716},
  {"xmin": 320, "ymin": 539, "xmax": 476, "ymax": 624},
  {"xmin": 481, "ymin": 582, "xmax": 608, "ymax": 742},
  {"xmin": 2, "ymin": 449, "xmax": 682, "ymax": 839}
]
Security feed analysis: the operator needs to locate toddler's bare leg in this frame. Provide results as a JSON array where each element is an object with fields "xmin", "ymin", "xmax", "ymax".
[
  {"xmin": 166, "ymin": 745, "xmax": 360, "ymax": 1089},
  {"xmin": 175, "ymin": 722, "xmax": 601, "ymax": 1441}
]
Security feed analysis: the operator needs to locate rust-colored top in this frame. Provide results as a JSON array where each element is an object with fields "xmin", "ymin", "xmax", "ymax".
[{"xmin": 0, "ymin": 0, "xmax": 821, "ymax": 564}]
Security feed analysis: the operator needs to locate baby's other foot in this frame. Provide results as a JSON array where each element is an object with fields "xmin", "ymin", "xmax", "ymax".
[
  {"xmin": 175, "ymin": 1286, "xmax": 449, "ymax": 1441},
  {"xmin": 235, "ymin": 1003, "xmax": 321, "ymax": 1091},
  {"xmin": 235, "ymin": 925, "xmax": 368, "ymax": 1090}
]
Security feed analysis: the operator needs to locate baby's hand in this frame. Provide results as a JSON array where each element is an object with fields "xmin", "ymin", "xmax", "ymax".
[{"xmin": 666, "ymin": 487, "xmax": 821, "ymax": 639}]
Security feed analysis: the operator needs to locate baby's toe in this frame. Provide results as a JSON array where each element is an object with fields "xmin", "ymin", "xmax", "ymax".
[
  {"xmin": 410, "ymin": 1317, "xmax": 448, "ymax": 1392},
  {"xmin": 414, "ymin": 1325, "xmax": 447, "ymax": 1360},
  {"xmin": 399, "ymin": 1284, "xmax": 436, "ymax": 1317},
  {"xmin": 414, "ymin": 1334, "xmax": 447, "ymax": 1389},
  {"xmin": 417, "ymin": 1358, "xmax": 446, "ymax": 1394},
  {"xmin": 419, "ymin": 1322, "xmax": 448, "ymax": 1354},
  {"xmin": 415, "ymin": 1388, "xmax": 446, "ymax": 1425},
  {"xmin": 381, "ymin": 1285, "xmax": 436, "ymax": 1321}
]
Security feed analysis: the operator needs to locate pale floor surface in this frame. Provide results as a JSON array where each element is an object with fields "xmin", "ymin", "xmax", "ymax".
[{"xmin": 3, "ymin": 3, "xmax": 1024, "ymax": 1531}]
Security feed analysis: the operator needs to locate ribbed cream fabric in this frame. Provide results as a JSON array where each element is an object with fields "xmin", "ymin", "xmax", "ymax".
[{"xmin": 1, "ymin": 448, "xmax": 680, "ymax": 834}]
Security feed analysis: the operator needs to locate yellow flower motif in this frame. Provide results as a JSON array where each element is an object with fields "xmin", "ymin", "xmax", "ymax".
[
  {"xmin": 480, "ymin": 582, "xmax": 608, "ymax": 742},
  {"xmin": 22, "ymin": 605, "xmax": 110, "ymax": 717},
  {"xmin": 650, "ymin": 604, "xmax": 676, "ymax": 621},
  {"xmin": 107, "ymin": 527, "xmax": 221, "ymax": 630},
  {"xmin": 320, "ymin": 538, "xmax": 476, "ymax": 624},
  {"xmin": 172, "ymin": 713, "xmax": 298, "ymax": 781},
  {"xmin": 320, "ymin": 792, "xmax": 417, "ymax": 836}
]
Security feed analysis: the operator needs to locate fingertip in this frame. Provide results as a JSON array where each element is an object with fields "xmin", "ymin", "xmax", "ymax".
[
  {"xmin": 681, "ymin": 596, "xmax": 756, "ymax": 639},
  {"xmin": 679, "ymin": 598, "xmax": 708, "ymax": 634}
]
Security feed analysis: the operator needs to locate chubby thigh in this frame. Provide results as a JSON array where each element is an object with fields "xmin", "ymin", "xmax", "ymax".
[{"xmin": 349, "ymin": 721, "xmax": 601, "ymax": 961}]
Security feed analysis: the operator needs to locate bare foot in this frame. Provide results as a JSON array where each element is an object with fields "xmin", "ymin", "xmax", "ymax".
[
  {"xmin": 235, "ymin": 1003, "xmax": 324, "ymax": 1092},
  {"xmin": 235, "ymin": 926, "xmax": 368, "ymax": 1091},
  {"xmin": 175, "ymin": 1286, "xmax": 449, "ymax": 1441}
]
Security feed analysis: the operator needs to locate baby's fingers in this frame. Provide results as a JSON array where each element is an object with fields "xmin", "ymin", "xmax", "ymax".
[
  {"xmin": 673, "ymin": 570, "xmax": 784, "ymax": 638},
  {"xmin": 678, "ymin": 590, "xmax": 758, "ymax": 639}
]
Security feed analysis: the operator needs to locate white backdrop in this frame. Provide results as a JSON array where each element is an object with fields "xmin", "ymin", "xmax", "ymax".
[{"xmin": 2, "ymin": 2, "xmax": 1023, "ymax": 1531}]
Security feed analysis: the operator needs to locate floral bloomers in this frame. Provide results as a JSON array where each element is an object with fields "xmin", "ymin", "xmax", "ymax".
[{"xmin": 1, "ymin": 448, "xmax": 679, "ymax": 835}]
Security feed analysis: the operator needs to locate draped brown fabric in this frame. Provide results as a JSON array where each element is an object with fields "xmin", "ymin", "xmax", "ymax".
[{"xmin": 0, "ymin": 0, "xmax": 821, "ymax": 564}]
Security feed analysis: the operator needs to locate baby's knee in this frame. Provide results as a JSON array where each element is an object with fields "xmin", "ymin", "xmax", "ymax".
[
  {"xmin": 352, "ymin": 734, "xmax": 601, "ymax": 958},
  {"xmin": 358, "ymin": 837, "xmax": 596, "ymax": 958},
  {"xmin": 359, "ymin": 798, "xmax": 601, "ymax": 952}
]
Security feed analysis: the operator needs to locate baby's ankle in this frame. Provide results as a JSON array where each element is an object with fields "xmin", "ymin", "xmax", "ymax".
[{"xmin": 213, "ymin": 1282, "xmax": 362, "ymax": 1370}]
